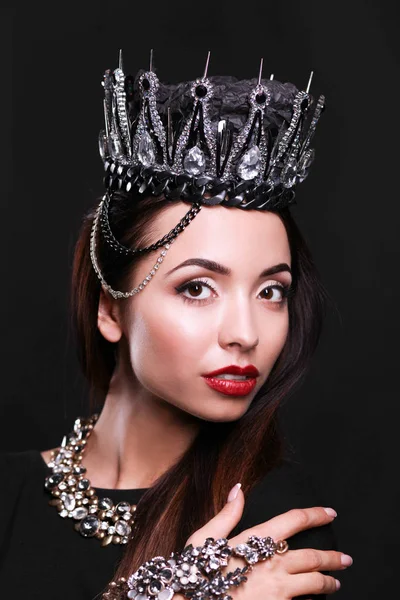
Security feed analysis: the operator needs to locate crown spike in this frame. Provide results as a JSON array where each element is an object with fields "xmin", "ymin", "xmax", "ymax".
[
  {"xmin": 149, "ymin": 48, "xmax": 154, "ymax": 72},
  {"xmin": 167, "ymin": 106, "xmax": 172, "ymax": 136},
  {"xmin": 203, "ymin": 51, "xmax": 211, "ymax": 79},
  {"xmin": 258, "ymin": 58, "xmax": 264, "ymax": 86},
  {"xmin": 103, "ymin": 99, "xmax": 109, "ymax": 137},
  {"xmin": 217, "ymin": 119, "xmax": 227, "ymax": 173},
  {"xmin": 119, "ymin": 49, "xmax": 124, "ymax": 72},
  {"xmin": 270, "ymin": 73, "xmax": 274, "ymax": 80},
  {"xmin": 306, "ymin": 70, "xmax": 314, "ymax": 93},
  {"xmin": 167, "ymin": 106, "xmax": 174, "ymax": 159}
]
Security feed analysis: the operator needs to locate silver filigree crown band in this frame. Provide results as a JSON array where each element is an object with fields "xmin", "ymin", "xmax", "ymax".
[
  {"xmin": 90, "ymin": 50, "xmax": 326, "ymax": 299},
  {"xmin": 99, "ymin": 51, "xmax": 325, "ymax": 209}
]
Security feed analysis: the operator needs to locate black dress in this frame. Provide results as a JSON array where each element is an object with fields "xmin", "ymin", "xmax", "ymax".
[{"xmin": 0, "ymin": 449, "xmax": 338, "ymax": 600}]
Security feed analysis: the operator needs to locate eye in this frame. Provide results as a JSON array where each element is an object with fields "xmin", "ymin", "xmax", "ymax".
[
  {"xmin": 175, "ymin": 278, "xmax": 293, "ymax": 306},
  {"xmin": 176, "ymin": 278, "xmax": 217, "ymax": 305},
  {"xmin": 259, "ymin": 282, "xmax": 290, "ymax": 303}
]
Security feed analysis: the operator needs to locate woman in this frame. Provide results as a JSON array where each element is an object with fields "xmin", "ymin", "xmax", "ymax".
[{"xmin": 0, "ymin": 54, "xmax": 353, "ymax": 599}]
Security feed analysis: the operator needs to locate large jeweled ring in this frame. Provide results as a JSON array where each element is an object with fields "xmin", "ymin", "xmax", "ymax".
[{"xmin": 233, "ymin": 535, "xmax": 289, "ymax": 565}]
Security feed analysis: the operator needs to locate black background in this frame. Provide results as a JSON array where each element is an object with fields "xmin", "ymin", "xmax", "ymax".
[{"xmin": 1, "ymin": 1, "xmax": 398, "ymax": 598}]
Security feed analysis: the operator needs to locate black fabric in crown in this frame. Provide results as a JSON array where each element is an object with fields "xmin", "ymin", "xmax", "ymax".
[{"xmin": 128, "ymin": 70, "xmax": 303, "ymax": 133}]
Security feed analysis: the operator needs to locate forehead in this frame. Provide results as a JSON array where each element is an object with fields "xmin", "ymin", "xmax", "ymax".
[{"xmin": 151, "ymin": 202, "xmax": 291, "ymax": 267}]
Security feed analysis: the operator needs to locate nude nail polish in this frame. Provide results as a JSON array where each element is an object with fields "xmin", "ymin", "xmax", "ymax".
[
  {"xmin": 323, "ymin": 507, "xmax": 337, "ymax": 518},
  {"xmin": 227, "ymin": 483, "xmax": 241, "ymax": 502}
]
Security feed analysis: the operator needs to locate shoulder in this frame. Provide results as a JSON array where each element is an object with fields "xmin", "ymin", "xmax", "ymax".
[
  {"xmin": 0, "ymin": 449, "xmax": 51, "ymax": 529},
  {"xmin": 0, "ymin": 448, "xmax": 58, "ymax": 505},
  {"xmin": 0, "ymin": 449, "xmax": 44, "ymax": 491},
  {"xmin": 0, "ymin": 449, "xmax": 35, "ymax": 477},
  {"xmin": 232, "ymin": 458, "xmax": 338, "ymax": 551},
  {"xmin": 0, "ymin": 451, "xmax": 40, "ymax": 533},
  {"xmin": 0, "ymin": 447, "xmax": 58, "ymax": 484}
]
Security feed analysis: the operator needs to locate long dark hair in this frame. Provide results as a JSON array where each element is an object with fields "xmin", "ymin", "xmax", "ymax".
[{"xmin": 71, "ymin": 189, "xmax": 328, "ymax": 591}]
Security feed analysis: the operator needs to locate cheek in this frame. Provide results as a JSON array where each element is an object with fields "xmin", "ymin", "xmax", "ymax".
[
  {"xmin": 265, "ymin": 311, "xmax": 290, "ymax": 363},
  {"xmin": 279, "ymin": 313, "xmax": 290, "ymax": 348},
  {"xmin": 127, "ymin": 299, "xmax": 209, "ymax": 381}
]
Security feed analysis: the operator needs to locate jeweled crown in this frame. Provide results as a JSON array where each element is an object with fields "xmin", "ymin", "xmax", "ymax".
[{"xmin": 98, "ymin": 51, "xmax": 326, "ymax": 211}]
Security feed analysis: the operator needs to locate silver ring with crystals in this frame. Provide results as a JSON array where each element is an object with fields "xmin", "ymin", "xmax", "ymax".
[{"xmin": 233, "ymin": 534, "xmax": 289, "ymax": 564}]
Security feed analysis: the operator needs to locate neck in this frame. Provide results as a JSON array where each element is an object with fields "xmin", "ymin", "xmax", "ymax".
[{"xmin": 82, "ymin": 360, "xmax": 200, "ymax": 490}]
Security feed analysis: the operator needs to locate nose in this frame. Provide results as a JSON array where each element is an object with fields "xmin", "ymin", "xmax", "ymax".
[{"xmin": 218, "ymin": 291, "xmax": 259, "ymax": 351}]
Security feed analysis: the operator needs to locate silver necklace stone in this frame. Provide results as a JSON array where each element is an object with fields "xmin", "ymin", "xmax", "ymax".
[{"xmin": 44, "ymin": 413, "xmax": 137, "ymax": 547}]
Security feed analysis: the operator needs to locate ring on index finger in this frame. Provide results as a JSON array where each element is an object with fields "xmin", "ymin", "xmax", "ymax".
[
  {"xmin": 276, "ymin": 540, "xmax": 289, "ymax": 554},
  {"xmin": 233, "ymin": 535, "xmax": 289, "ymax": 566}
]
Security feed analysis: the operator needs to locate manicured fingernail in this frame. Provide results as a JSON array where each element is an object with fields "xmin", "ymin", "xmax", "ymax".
[
  {"xmin": 335, "ymin": 579, "xmax": 341, "ymax": 590},
  {"xmin": 323, "ymin": 507, "xmax": 337, "ymax": 518},
  {"xmin": 341, "ymin": 554, "xmax": 353, "ymax": 566},
  {"xmin": 227, "ymin": 483, "xmax": 241, "ymax": 502}
]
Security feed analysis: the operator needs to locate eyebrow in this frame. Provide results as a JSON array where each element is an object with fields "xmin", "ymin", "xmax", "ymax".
[{"xmin": 164, "ymin": 258, "xmax": 292, "ymax": 279}]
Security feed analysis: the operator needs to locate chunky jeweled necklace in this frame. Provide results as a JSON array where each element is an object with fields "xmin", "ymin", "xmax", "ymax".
[{"xmin": 44, "ymin": 414, "xmax": 137, "ymax": 547}]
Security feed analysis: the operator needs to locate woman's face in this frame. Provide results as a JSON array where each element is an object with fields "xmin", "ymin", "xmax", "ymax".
[{"xmin": 103, "ymin": 202, "xmax": 292, "ymax": 422}]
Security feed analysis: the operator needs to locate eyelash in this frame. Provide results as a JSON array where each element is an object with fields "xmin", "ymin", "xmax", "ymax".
[{"xmin": 175, "ymin": 277, "xmax": 294, "ymax": 306}]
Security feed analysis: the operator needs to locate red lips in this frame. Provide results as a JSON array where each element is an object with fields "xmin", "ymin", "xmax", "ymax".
[{"xmin": 203, "ymin": 364, "xmax": 260, "ymax": 377}]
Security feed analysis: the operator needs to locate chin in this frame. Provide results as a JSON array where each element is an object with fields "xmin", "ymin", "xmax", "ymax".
[{"xmin": 189, "ymin": 399, "xmax": 252, "ymax": 423}]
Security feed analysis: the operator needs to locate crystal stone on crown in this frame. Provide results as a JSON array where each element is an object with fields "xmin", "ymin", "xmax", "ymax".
[
  {"xmin": 237, "ymin": 146, "xmax": 262, "ymax": 180},
  {"xmin": 183, "ymin": 145, "xmax": 207, "ymax": 176}
]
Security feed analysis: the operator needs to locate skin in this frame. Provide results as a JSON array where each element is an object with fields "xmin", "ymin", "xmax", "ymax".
[
  {"xmin": 186, "ymin": 504, "xmax": 350, "ymax": 598},
  {"xmin": 42, "ymin": 201, "xmax": 292, "ymax": 490},
  {"xmin": 42, "ymin": 203, "xmax": 354, "ymax": 595}
]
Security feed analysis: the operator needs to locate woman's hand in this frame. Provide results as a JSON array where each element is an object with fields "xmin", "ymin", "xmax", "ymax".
[{"xmin": 185, "ymin": 485, "xmax": 352, "ymax": 599}]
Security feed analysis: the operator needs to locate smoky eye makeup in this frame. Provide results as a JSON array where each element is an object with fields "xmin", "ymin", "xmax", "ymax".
[
  {"xmin": 175, "ymin": 278, "xmax": 218, "ymax": 303},
  {"xmin": 174, "ymin": 276, "xmax": 294, "ymax": 306}
]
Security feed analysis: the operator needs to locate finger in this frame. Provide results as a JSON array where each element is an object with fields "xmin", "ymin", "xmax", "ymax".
[
  {"xmin": 230, "ymin": 507, "xmax": 336, "ymax": 546},
  {"xmin": 187, "ymin": 486, "xmax": 245, "ymax": 546},
  {"xmin": 287, "ymin": 572, "xmax": 339, "ymax": 596},
  {"xmin": 281, "ymin": 549, "xmax": 350, "ymax": 574}
]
